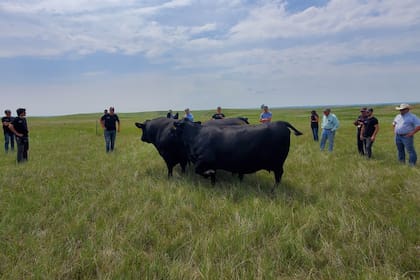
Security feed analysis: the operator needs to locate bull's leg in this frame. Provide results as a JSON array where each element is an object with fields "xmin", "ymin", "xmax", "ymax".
[
  {"xmin": 272, "ymin": 167, "xmax": 284, "ymax": 193},
  {"xmin": 238, "ymin": 173, "xmax": 244, "ymax": 182},
  {"xmin": 166, "ymin": 163, "xmax": 174, "ymax": 177},
  {"xmin": 180, "ymin": 161, "xmax": 187, "ymax": 173},
  {"xmin": 202, "ymin": 169, "xmax": 216, "ymax": 185},
  {"xmin": 210, "ymin": 173, "xmax": 216, "ymax": 185}
]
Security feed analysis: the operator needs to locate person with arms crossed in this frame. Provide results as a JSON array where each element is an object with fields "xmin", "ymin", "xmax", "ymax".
[
  {"xmin": 320, "ymin": 108, "xmax": 340, "ymax": 152},
  {"xmin": 360, "ymin": 108, "xmax": 379, "ymax": 158},
  {"xmin": 212, "ymin": 106, "xmax": 225, "ymax": 120},
  {"xmin": 392, "ymin": 103, "xmax": 420, "ymax": 166},
  {"xmin": 8, "ymin": 108, "xmax": 29, "ymax": 163},
  {"xmin": 354, "ymin": 107, "xmax": 368, "ymax": 155},
  {"xmin": 2, "ymin": 109, "xmax": 15, "ymax": 153},
  {"xmin": 100, "ymin": 106, "xmax": 120, "ymax": 153},
  {"xmin": 259, "ymin": 105, "xmax": 272, "ymax": 123}
]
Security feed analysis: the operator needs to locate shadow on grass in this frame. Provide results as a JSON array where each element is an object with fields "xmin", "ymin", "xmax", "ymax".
[{"xmin": 168, "ymin": 167, "xmax": 317, "ymax": 205}]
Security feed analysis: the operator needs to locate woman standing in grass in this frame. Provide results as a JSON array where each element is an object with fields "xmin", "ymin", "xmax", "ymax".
[{"xmin": 310, "ymin": 110, "xmax": 319, "ymax": 141}]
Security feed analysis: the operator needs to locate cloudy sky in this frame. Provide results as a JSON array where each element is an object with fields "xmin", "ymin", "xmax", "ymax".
[{"xmin": 1, "ymin": 0, "xmax": 419, "ymax": 116}]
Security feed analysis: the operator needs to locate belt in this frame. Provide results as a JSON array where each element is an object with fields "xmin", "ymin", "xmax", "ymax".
[{"xmin": 397, "ymin": 133, "xmax": 408, "ymax": 136}]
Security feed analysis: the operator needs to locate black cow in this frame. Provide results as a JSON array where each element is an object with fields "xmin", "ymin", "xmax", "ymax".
[
  {"xmin": 174, "ymin": 120, "xmax": 303, "ymax": 191},
  {"xmin": 202, "ymin": 117, "xmax": 249, "ymax": 127},
  {"xmin": 135, "ymin": 117, "xmax": 188, "ymax": 177}
]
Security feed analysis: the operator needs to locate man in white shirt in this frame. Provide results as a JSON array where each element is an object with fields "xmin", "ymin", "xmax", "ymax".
[{"xmin": 393, "ymin": 103, "xmax": 420, "ymax": 165}]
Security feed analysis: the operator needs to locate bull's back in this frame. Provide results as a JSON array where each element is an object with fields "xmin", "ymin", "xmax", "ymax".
[{"xmin": 198, "ymin": 124, "xmax": 291, "ymax": 173}]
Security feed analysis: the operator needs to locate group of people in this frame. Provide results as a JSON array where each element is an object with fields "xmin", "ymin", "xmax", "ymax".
[
  {"xmin": 167, "ymin": 106, "xmax": 226, "ymax": 122},
  {"xmin": 3, "ymin": 103, "xmax": 420, "ymax": 166},
  {"xmin": 309, "ymin": 103, "xmax": 420, "ymax": 165}
]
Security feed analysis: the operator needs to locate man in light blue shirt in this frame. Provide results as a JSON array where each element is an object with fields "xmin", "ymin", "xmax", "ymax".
[
  {"xmin": 259, "ymin": 105, "xmax": 272, "ymax": 123},
  {"xmin": 320, "ymin": 108, "xmax": 340, "ymax": 152},
  {"xmin": 184, "ymin": 108, "xmax": 194, "ymax": 122},
  {"xmin": 393, "ymin": 103, "xmax": 420, "ymax": 165}
]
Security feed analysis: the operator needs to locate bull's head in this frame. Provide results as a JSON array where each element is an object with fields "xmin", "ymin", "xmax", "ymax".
[{"xmin": 134, "ymin": 121, "xmax": 150, "ymax": 143}]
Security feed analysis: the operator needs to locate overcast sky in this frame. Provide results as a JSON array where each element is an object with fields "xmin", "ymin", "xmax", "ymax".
[{"xmin": 1, "ymin": 0, "xmax": 419, "ymax": 116}]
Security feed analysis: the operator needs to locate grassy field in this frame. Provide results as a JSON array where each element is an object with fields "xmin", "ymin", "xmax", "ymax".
[{"xmin": 0, "ymin": 105, "xmax": 419, "ymax": 279}]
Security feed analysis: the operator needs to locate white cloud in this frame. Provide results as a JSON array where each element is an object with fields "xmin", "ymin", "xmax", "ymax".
[{"xmin": 0, "ymin": 0, "xmax": 419, "ymax": 115}]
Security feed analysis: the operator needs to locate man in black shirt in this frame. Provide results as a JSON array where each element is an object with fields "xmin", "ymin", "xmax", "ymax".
[
  {"xmin": 360, "ymin": 108, "xmax": 379, "ymax": 158},
  {"xmin": 100, "ymin": 106, "xmax": 120, "ymax": 152},
  {"xmin": 212, "ymin": 106, "xmax": 225, "ymax": 120},
  {"xmin": 8, "ymin": 108, "xmax": 29, "ymax": 163},
  {"xmin": 2, "ymin": 109, "xmax": 15, "ymax": 153}
]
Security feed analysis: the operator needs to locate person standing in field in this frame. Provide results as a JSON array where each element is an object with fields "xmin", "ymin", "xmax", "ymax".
[
  {"xmin": 166, "ymin": 109, "xmax": 179, "ymax": 119},
  {"xmin": 8, "ymin": 108, "xmax": 29, "ymax": 163},
  {"xmin": 2, "ymin": 109, "xmax": 15, "ymax": 153},
  {"xmin": 259, "ymin": 105, "xmax": 272, "ymax": 123},
  {"xmin": 184, "ymin": 108, "xmax": 194, "ymax": 121},
  {"xmin": 100, "ymin": 106, "xmax": 120, "ymax": 153},
  {"xmin": 320, "ymin": 108, "xmax": 339, "ymax": 152},
  {"xmin": 354, "ymin": 107, "xmax": 368, "ymax": 155},
  {"xmin": 392, "ymin": 103, "xmax": 420, "ymax": 166},
  {"xmin": 212, "ymin": 106, "xmax": 225, "ymax": 120},
  {"xmin": 360, "ymin": 108, "xmax": 379, "ymax": 158},
  {"xmin": 310, "ymin": 110, "xmax": 319, "ymax": 141}
]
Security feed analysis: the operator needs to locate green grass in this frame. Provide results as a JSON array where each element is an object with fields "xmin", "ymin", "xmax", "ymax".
[{"xmin": 0, "ymin": 106, "xmax": 419, "ymax": 279}]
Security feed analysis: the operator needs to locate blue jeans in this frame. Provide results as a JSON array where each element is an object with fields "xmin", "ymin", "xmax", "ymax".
[
  {"xmin": 320, "ymin": 129, "xmax": 335, "ymax": 152},
  {"xmin": 395, "ymin": 134, "xmax": 417, "ymax": 165},
  {"xmin": 4, "ymin": 132, "xmax": 15, "ymax": 152},
  {"xmin": 104, "ymin": 130, "xmax": 117, "ymax": 152},
  {"xmin": 363, "ymin": 137, "xmax": 374, "ymax": 158},
  {"xmin": 311, "ymin": 126, "xmax": 319, "ymax": 141}
]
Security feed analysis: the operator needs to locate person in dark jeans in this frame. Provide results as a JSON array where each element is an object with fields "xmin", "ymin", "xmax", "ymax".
[
  {"xmin": 8, "ymin": 108, "xmax": 29, "ymax": 163},
  {"xmin": 100, "ymin": 106, "xmax": 120, "ymax": 152},
  {"xmin": 310, "ymin": 110, "xmax": 319, "ymax": 141},
  {"xmin": 360, "ymin": 108, "xmax": 379, "ymax": 158},
  {"xmin": 353, "ymin": 107, "xmax": 368, "ymax": 155},
  {"xmin": 2, "ymin": 109, "xmax": 15, "ymax": 153}
]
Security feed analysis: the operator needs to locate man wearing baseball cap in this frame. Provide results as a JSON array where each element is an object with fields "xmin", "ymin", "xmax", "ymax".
[{"xmin": 392, "ymin": 104, "xmax": 420, "ymax": 165}]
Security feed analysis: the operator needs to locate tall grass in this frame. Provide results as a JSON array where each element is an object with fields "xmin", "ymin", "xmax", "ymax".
[{"xmin": 0, "ymin": 106, "xmax": 419, "ymax": 279}]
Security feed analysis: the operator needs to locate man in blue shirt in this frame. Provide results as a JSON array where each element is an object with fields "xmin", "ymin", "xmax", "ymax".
[
  {"xmin": 259, "ymin": 105, "xmax": 272, "ymax": 123},
  {"xmin": 320, "ymin": 108, "xmax": 340, "ymax": 152},
  {"xmin": 393, "ymin": 103, "xmax": 420, "ymax": 165},
  {"xmin": 184, "ymin": 108, "xmax": 194, "ymax": 122}
]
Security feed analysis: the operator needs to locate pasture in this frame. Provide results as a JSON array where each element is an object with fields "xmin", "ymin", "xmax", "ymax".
[{"xmin": 0, "ymin": 106, "xmax": 419, "ymax": 279}]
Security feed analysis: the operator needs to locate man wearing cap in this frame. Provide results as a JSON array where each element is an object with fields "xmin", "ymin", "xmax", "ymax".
[
  {"xmin": 360, "ymin": 108, "xmax": 379, "ymax": 158},
  {"xmin": 393, "ymin": 103, "xmax": 420, "ymax": 165},
  {"xmin": 320, "ymin": 108, "xmax": 340, "ymax": 152},
  {"xmin": 353, "ymin": 107, "xmax": 368, "ymax": 155},
  {"xmin": 8, "ymin": 108, "xmax": 29, "ymax": 163},
  {"xmin": 2, "ymin": 109, "xmax": 15, "ymax": 153}
]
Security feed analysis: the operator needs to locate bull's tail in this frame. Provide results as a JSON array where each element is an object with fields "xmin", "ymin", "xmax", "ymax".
[{"xmin": 285, "ymin": 122, "xmax": 303, "ymax": 136}]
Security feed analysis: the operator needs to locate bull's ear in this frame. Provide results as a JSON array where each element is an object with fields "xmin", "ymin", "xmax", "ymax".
[{"xmin": 135, "ymin": 122, "xmax": 145, "ymax": 129}]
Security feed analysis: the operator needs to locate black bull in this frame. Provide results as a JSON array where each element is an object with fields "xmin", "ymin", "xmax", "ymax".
[
  {"xmin": 174, "ymin": 120, "xmax": 303, "ymax": 191},
  {"xmin": 135, "ymin": 117, "xmax": 249, "ymax": 177}
]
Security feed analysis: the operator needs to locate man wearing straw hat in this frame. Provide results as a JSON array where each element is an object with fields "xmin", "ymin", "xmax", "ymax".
[{"xmin": 392, "ymin": 103, "xmax": 420, "ymax": 166}]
